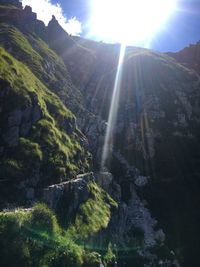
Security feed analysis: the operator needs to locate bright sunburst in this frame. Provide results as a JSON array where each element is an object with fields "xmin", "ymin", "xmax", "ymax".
[{"xmin": 89, "ymin": 0, "xmax": 177, "ymax": 46}]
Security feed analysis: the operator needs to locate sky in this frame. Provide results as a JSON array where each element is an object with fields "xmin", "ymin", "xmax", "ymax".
[{"xmin": 21, "ymin": 0, "xmax": 200, "ymax": 52}]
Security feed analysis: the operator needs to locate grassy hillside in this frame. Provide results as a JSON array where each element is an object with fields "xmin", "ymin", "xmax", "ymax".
[
  {"xmin": 0, "ymin": 46, "xmax": 90, "ymax": 206},
  {"xmin": 0, "ymin": 184, "xmax": 117, "ymax": 267},
  {"xmin": 0, "ymin": 8, "xmax": 117, "ymax": 266},
  {"xmin": 0, "ymin": 23, "xmax": 85, "ymax": 114}
]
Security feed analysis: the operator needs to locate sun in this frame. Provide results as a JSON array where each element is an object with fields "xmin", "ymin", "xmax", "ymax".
[{"xmin": 89, "ymin": 0, "xmax": 177, "ymax": 46}]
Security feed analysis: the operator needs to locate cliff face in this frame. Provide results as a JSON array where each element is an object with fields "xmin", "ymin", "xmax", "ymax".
[
  {"xmin": 0, "ymin": 3, "xmax": 91, "ymax": 206},
  {"xmin": 0, "ymin": 1, "xmax": 200, "ymax": 267},
  {"xmin": 47, "ymin": 18, "xmax": 200, "ymax": 267}
]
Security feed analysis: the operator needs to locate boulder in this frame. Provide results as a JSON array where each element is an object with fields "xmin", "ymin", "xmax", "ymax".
[{"xmin": 43, "ymin": 173, "xmax": 94, "ymax": 212}]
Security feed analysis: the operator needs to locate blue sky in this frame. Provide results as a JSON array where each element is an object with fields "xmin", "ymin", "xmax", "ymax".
[
  {"xmin": 152, "ymin": 0, "xmax": 200, "ymax": 51},
  {"xmin": 21, "ymin": 0, "xmax": 200, "ymax": 52}
]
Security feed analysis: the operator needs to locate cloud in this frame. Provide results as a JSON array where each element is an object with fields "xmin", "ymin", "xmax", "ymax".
[{"xmin": 21, "ymin": 0, "xmax": 82, "ymax": 35}]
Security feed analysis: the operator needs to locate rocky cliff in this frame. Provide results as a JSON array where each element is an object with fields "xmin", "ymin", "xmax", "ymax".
[{"xmin": 0, "ymin": 1, "xmax": 200, "ymax": 267}]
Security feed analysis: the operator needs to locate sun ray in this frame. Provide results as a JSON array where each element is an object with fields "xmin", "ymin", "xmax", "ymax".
[{"xmin": 101, "ymin": 44, "xmax": 126, "ymax": 168}]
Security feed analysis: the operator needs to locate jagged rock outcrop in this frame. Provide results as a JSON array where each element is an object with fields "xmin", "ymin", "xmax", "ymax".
[
  {"xmin": 48, "ymin": 15, "xmax": 69, "ymax": 39},
  {"xmin": 43, "ymin": 172, "xmax": 120, "ymax": 222},
  {"xmin": 43, "ymin": 173, "xmax": 93, "ymax": 213},
  {"xmin": 47, "ymin": 16, "xmax": 97, "ymax": 87},
  {"xmin": 0, "ymin": 1, "xmax": 46, "ymax": 39}
]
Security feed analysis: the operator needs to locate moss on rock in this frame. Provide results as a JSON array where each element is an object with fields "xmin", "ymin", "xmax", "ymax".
[{"xmin": 0, "ymin": 47, "xmax": 90, "ymax": 199}]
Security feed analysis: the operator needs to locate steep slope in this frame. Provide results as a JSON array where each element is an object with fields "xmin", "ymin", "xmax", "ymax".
[
  {"xmin": 48, "ymin": 20, "xmax": 200, "ymax": 267},
  {"xmin": 0, "ymin": 2, "xmax": 92, "ymax": 209},
  {"xmin": 0, "ymin": 193, "xmax": 117, "ymax": 267},
  {"xmin": 0, "ymin": 3, "xmax": 117, "ymax": 267},
  {"xmin": 0, "ymin": 46, "xmax": 90, "ymax": 206},
  {"xmin": 0, "ymin": 1, "xmax": 200, "ymax": 267}
]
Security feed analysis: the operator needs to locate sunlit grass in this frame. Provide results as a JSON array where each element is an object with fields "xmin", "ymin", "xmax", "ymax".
[{"xmin": 0, "ymin": 47, "xmax": 90, "ymax": 184}]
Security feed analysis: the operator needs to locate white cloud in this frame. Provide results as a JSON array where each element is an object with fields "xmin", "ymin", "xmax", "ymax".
[{"xmin": 21, "ymin": 0, "xmax": 82, "ymax": 35}]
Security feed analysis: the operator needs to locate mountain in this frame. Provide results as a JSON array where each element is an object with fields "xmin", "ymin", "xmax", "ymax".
[{"xmin": 0, "ymin": 1, "xmax": 200, "ymax": 267}]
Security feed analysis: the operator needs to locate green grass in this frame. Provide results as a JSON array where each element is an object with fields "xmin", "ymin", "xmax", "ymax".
[
  {"xmin": 1, "ymin": 24, "xmax": 54, "ymax": 88},
  {"xmin": 0, "ymin": 45, "xmax": 72, "ymax": 121},
  {"xmin": 0, "ymin": 24, "xmax": 44, "ymax": 70},
  {"xmin": 68, "ymin": 182, "xmax": 117, "ymax": 240},
  {"xmin": 19, "ymin": 138, "xmax": 43, "ymax": 161},
  {"xmin": 0, "ymin": 23, "xmax": 72, "ymax": 90},
  {"xmin": 0, "ymin": 204, "xmax": 84, "ymax": 267},
  {"xmin": 0, "ymin": 22, "xmax": 86, "ymax": 123},
  {"xmin": 0, "ymin": 47, "xmax": 90, "ymax": 186},
  {"xmin": 0, "ymin": 203, "xmax": 116, "ymax": 267}
]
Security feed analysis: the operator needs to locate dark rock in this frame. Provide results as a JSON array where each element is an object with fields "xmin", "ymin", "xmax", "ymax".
[
  {"xmin": 48, "ymin": 15, "xmax": 68, "ymax": 36},
  {"xmin": 19, "ymin": 162, "xmax": 41, "ymax": 188},
  {"xmin": 2, "ymin": 126, "xmax": 19, "ymax": 147},
  {"xmin": 35, "ymin": 20, "xmax": 47, "ymax": 40},
  {"xmin": 43, "ymin": 173, "xmax": 94, "ymax": 215},
  {"xmin": 0, "ymin": 146, "xmax": 3, "ymax": 155},
  {"xmin": 0, "ymin": 80, "xmax": 11, "ymax": 98},
  {"xmin": 0, "ymin": 80, "xmax": 11, "ymax": 114},
  {"xmin": 26, "ymin": 187, "xmax": 34, "ymax": 200},
  {"xmin": 21, "ymin": 106, "xmax": 32, "ymax": 122},
  {"xmin": 32, "ymin": 105, "xmax": 42, "ymax": 123},
  {"xmin": 23, "ymin": 5, "xmax": 37, "ymax": 20},
  {"xmin": 30, "ymin": 92, "xmax": 39, "ymax": 105},
  {"xmin": 7, "ymin": 109, "xmax": 22, "ymax": 127},
  {"xmin": 24, "ymin": 5, "xmax": 32, "ymax": 13},
  {"xmin": 20, "ymin": 121, "xmax": 32, "ymax": 136},
  {"xmin": 95, "ymin": 172, "xmax": 121, "ymax": 201},
  {"xmin": 42, "ymin": 172, "xmax": 121, "ymax": 220}
]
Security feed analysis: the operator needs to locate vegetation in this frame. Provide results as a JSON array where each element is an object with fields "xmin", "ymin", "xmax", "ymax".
[
  {"xmin": 0, "ymin": 200, "xmax": 117, "ymax": 267},
  {"xmin": 68, "ymin": 182, "xmax": 117, "ymax": 240},
  {"xmin": 0, "ymin": 24, "xmax": 63, "ymax": 82},
  {"xmin": 0, "ymin": 47, "xmax": 90, "ymax": 190},
  {"xmin": 0, "ymin": 204, "xmax": 84, "ymax": 267},
  {"xmin": 104, "ymin": 243, "xmax": 116, "ymax": 266},
  {"xmin": 0, "ymin": 38, "xmax": 117, "ymax": 265},
  {"xmin": 0, "ymin": 23, "xmax": 83, "ymax": 109}
]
